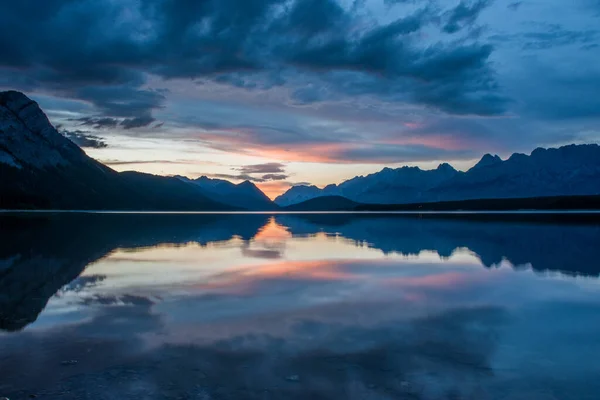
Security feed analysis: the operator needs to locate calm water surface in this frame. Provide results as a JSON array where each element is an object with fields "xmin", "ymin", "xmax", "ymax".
[{"xmin": 1, "ymin": 213, "xmax": 600, "ymax": 399}]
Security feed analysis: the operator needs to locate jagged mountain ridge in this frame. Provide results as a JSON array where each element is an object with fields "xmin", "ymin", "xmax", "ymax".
[
  {"xmin": 176, "ymin": 176, "xmax": 277, "ymax": 210},
  {"xmin": 273, "ymin": 184, "xmax": 325, "ymax": 207},
  {"xmin": 275, "ymin": 145, "xmax": 600, "ymax": 206}
]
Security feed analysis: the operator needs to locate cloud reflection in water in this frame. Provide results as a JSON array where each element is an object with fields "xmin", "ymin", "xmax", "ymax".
[{"xmin": 1, "ymin": 213, "xmax": 600, "ymax": 399}]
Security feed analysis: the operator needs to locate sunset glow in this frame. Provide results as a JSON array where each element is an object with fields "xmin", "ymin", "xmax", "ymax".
[{"xmin": 2, "ymin": 0, "xmax": 596, "ymax": 198}]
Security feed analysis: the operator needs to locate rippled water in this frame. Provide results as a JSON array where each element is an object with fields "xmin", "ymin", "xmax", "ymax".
[{"xmin": 1, "ymin": 213, "xmax": 600, "ymax": 399}]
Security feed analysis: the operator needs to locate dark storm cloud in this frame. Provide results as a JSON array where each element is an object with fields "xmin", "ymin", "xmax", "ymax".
[
  {"xmin": 60, "ymin": 129, "xmax": 108, "ymax": 149},
  {"xmin": 281, "ymin": 4, "xmax": 507, "ymax": 114},
  {"xmin": 285, "ymin": 10, "xmax": 427, "ymax": 73},
  {"xmin": 0, "ymin": 0, "xmax": 163, "ymax": 119},
  {"xmin": 0, "ymin": 0, "xmax": 507, "ymax": 118}
]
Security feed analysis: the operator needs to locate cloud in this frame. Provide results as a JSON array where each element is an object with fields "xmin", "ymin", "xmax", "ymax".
[
  {"xmin": 207, "ymin": 173, "xmax": 265, "ymax": 183},
  {"xmin": 237, "ymin": 163, "xmax": 286, "ymax": 174},
  {"xmin": 202, "ymin": 162, "xmax": 291, "ymax": 183},
  {"xmin": 384, "ymin": 0, "xmax": 418, "ymax": 5},
  {"xmin": 3, "ymin": 0, "xmax": 598, "ymax": 167},
  {"xmin": 443, "ymin": 0, "xmax": 493, "ymax": 34},
  {"xmin": 507, "ymin": 1, "xmax": 522, "ymax": 10},
  {"xmin": 290, "ymin": 85, "xmax": 329, "ymax": 105},
  {"xmin": 71, "ymin": 115, "xmax": 157, "ymax": 130},
  {"xmin": 74, "ymin": 117, "xmax": 119, "ymax": 129},
  {"xmin": 492, "ymin": 24, "xmax": 598, "ymax": 50},
  {"xmin": 0, "ymin": 0, "xmax": 507, "ymax": 118},
  {"xmin": 206, "ymin": 171, "xmax": 289, "ymax": 183},
  {"xmin": 261, "ymin": 174, "xmax": 288, "ymax": 181},
  {"xmin": 187, "ymin": 111, "xmax": 492, "ymax": 164},
  {"xmin": 60, "ymin": 129, "xmax": 108, "ymax": 149},
  {"xmin": 121, "ymin": 116, "xmax": 157, "ymax": 130},
  {"xmin": 76, "ymin": 86, "xmax": 166, "ymax": 119}
]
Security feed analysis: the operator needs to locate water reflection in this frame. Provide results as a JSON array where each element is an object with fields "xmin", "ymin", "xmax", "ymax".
[{"xmin": 1, "ymin": 213, "xmax": 600, "ymax": 399}]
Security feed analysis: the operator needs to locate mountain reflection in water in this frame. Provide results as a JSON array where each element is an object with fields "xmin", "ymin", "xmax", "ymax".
[{"xmin": 1, "ymin": 213, "xmax": 600, "ymax": 400}]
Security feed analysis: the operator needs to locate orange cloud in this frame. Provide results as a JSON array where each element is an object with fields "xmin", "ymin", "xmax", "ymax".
[{"xmin": 195, "ymin": 126, "xmax": 475, "ymax": 167}]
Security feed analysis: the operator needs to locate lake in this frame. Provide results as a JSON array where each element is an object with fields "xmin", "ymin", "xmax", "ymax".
[{"xmin": 1, "ymin": 212, "xmax": 600, "ymax": 399}]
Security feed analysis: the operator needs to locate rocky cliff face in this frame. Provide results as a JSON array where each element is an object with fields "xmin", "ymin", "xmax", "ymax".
[
  {"xmin": 0, "ymin": 91, "xmax": 119, "ymax": 209},
  {"xmin": 0, "ymin": 91, "xmax": 102, "ymax": 170}
]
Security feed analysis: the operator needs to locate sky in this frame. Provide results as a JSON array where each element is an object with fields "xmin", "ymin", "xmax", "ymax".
[{"xmin": 1, "ymin": 0, "xmax": 599, "ymax": 198}]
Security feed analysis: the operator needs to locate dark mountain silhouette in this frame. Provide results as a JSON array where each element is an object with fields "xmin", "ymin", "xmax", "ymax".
[
  {"xmin": 1, "ymin": 212, "xmax": 599, "ymax": 331},
  {"xmin": 276, "ymin": 164, "xmax": 461, "ymax": 206},
  {"xmin": 177, "ymin": 176, "xmax": 277, "ymax": 210},
  {"xmin": 472, "ymin": 153, "xmax": 502, "ymax": 170},
  {"xmin": 275, "ymin": 145, "xmax": 600, "ymax": 206},
  {"xmin": 0, "ymin": 91, "xmax": 277, "ymax": 210},
  {"xmin": 429, "ymin": 145, "xmax": 600, "ymax": 202}
]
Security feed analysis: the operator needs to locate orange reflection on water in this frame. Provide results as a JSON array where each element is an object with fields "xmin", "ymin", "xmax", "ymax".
[
  {"xmin": 190, "ymin": 260, "xmax": 358, "ymax": 293},
  {"xmin": 243, "ymin": 260, "xmax": 357, "ymax": 281},
  {"xmin": 253, "ymin": 217, "xmax": 291, "ymax": 242}
]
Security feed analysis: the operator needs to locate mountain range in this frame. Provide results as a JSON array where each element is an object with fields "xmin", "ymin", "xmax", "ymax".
[
  {"xmin": 1, "ymin": 90, "xmax": 599, "ymax": 211},
  {"xmin": 174, "ymin": 175, "xmax": 275, "ymax": 210},
  {"xmin": 275, "ymin": 145, "xmax": 600, "ymax": 206}
]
